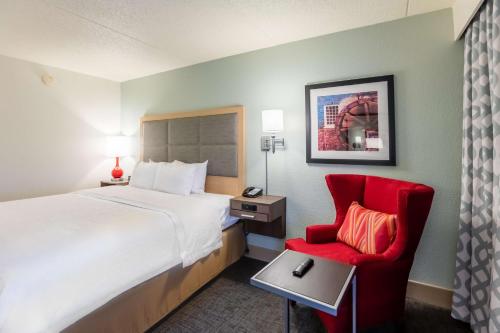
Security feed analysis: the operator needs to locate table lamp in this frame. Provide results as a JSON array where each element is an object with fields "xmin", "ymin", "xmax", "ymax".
[
  {"xmin": 106, "ymin": 135, "xmax": 131, "ymax": 181},
  {"xmin": 261, "ymin": 109, "xmax": 285, "ymax": 194}
]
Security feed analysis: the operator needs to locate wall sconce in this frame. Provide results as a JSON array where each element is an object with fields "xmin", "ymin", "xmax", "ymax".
[
  {"xmin": 261, "ymin": 109, "xmax": 285, "ymax": 153},
  {"xmin": 261, "ymin": 109, "xmax": 285, "ymax": 195}
]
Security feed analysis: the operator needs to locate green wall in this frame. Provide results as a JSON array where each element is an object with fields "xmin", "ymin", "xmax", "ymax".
[{"xmin": 121, "ymin": 9, "xmax": 464, "ymax": 289}]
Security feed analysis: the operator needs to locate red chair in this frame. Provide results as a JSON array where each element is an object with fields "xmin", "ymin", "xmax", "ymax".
[{"xmin": 285, "ymin": 174, "xmax": 434, "ymax": 332}]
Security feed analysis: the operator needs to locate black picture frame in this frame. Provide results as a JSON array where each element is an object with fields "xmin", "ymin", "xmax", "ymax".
[{"xmin": 305, "ymin": 75, "xmax": 395, "ymax": 166}]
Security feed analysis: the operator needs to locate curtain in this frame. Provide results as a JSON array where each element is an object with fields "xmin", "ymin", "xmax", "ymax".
[{"xmin": 452, "ymin": 0, "xmax": 500, "ymax": 332}]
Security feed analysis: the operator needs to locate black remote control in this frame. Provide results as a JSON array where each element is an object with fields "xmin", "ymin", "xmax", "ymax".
[{"xmin": 292, "ymin": 258, "xmax": 314, "ymax": 277}]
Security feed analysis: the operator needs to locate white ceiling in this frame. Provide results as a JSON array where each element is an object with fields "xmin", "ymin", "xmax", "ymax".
[{"xmin": 0, "ymin": 0, "xmax": 454, "ymax": 82}]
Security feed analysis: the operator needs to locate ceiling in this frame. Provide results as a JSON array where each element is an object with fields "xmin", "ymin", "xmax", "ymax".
[{"xmin": 0, "ymin": 0, "xmax": 454, "ymax": 82}]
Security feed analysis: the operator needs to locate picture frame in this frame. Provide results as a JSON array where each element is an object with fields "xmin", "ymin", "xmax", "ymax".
[{"xmin": 305, "ymin": 75, "xmax": 395, "ymax": 165}]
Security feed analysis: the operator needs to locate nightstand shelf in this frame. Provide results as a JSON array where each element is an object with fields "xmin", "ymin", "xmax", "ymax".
[{"xmin": 230, "ymin": 195, "xmax": 286, "ymax": 238}]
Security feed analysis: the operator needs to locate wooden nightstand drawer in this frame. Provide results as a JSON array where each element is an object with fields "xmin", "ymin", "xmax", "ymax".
[
  {"xmin": 230, "ymin": 209, "xmax": 270, "ymax": 222},
  {"xmin": 101, "ymin": 180, "xmax": 129, "ymax": 187},
  {"xmin": 230, "ymin": 201, "xmax": 271, "ymax": 214},
  {"xmin": 230, "ymin": 195, "xmax": 286, "ymax": 238}
]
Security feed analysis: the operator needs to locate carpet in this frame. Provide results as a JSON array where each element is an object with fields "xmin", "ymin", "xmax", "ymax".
[
  {"xmin": 152, "ymin": 277, "xmax": 323, "ymax": 333},
  {"xmin": 150, "ymin": 257, "xmax": 471, "ymax": 333}
]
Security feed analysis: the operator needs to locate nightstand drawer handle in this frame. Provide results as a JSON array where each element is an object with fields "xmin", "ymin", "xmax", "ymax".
[{"xmin": 241, "ymin": 213, "xmax": 255, "ymax": 219}]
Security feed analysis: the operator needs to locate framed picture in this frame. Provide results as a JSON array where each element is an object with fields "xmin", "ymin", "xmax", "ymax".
[{"xmin": 305, "ymin": 75, "xmax": 395, "ymax": 165}]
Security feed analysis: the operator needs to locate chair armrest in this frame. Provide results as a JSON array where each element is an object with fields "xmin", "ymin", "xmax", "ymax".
[
  {"xmin": 306, "ymin": 224, "xmax": 340, "ymax": 244},
  {"xmin": 350, "ymin": 253, "xmax": 387, "ymax": 266}
]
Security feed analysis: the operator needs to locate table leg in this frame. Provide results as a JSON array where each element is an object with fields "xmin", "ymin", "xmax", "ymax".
[
  {"xmin": 352, "ymin": 275, "xmax": 357, "ymax": 333},
  {"xmin": 243, "ymin": 227, "xmax": 249, "ymax": 253},
  {"xmin": 283, "ymin": 298, "xmax": 290, "ymax": 333}
]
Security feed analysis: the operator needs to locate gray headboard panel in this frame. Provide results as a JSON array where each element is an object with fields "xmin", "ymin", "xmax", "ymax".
[
  {"xmin": 142, "ymin": 120, "xmax": 168, "ymax": 163},
  {"xmin": 142, "ymin": 112, "xmax": 238, "ymax": 177}
]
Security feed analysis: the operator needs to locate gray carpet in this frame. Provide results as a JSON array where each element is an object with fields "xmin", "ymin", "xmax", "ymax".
[{"xmin": 150, "ymin": 257, "xmax": 472, "ymax": 333}]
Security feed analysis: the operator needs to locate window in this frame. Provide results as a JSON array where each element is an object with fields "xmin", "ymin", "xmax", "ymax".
[{"xmin": 324, "ymin": 104, "xmax": 339, "ymax": 128}]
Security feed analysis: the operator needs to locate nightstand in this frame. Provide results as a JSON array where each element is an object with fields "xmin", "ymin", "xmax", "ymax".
[
  {"xmin": 230, "ymin": 195, "xmax": 286, "ymax": 238},
  {"xmin": 100, "ymin": 179, "xmax": 129, "ymax": 187}
]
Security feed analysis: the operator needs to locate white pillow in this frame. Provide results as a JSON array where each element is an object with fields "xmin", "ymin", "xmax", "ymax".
[
  {"xmin": 129, "ymin": 161, "xmax": 158, "ymax": 189},
  {"xmin": 153, "ymin": 162, "xmax": 196, "ymax": 196},
  {"xmin": 173, "ymin": 160, "xmax": 208, "ymax": 193}
]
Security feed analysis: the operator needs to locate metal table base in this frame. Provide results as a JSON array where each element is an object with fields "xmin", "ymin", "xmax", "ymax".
[{"xmin": 283, "ymin": 275, "xmax": 357, "ymax": 333}]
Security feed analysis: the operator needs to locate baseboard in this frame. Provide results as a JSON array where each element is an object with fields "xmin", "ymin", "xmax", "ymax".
[
  {"xmin": 245, "ymin": 244, "xmax": 281, "ymax": 262},
  {"xmin": 245, "ymin": 245, "xmax": 453, "ymax": 309},
  {"xmin": 406, "ymin": 280, "xmax": 452, "ymax": 309}
]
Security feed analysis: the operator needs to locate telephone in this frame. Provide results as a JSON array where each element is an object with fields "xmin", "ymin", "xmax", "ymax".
[{"xmin": 242, "ymin": 187, "xmax": 263, "ymax": 198}]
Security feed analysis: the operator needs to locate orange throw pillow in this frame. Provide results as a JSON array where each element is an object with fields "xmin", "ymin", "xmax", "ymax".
[{"xmin": 337, "ymin": 202, "xmax": 397, "ymax": 255}]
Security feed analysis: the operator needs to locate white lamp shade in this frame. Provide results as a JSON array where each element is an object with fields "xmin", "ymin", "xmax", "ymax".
[
  {"xmin": 262, "ymin": 109, "xmax": 284, "ymax": 133},
  {"xmin": 106, "ymin": 135, "xmax": 131, "ymax": 157}
]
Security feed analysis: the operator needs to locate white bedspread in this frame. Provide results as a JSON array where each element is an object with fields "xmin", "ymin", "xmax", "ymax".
[{"xmin": 0, "ymin": 186, "xmax": 231, "ymax": 333}]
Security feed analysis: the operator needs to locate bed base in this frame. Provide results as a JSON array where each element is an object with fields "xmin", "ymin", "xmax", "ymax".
[{"xmin": 64, "ymin": 223, "xmax": 245, "ymax": 333}]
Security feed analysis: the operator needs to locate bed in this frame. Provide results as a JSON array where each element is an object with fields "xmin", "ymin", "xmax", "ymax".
[{"xmin": 0, "ymin": 106, "xmax": 246, "ymax": 333}]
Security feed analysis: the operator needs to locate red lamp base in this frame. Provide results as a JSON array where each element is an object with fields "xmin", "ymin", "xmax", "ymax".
[{"xmin": 111, "ymin": 157, "xmax": 124, "ymax": 180}]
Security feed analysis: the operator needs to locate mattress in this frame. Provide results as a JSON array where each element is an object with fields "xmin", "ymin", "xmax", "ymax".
[
  {"xmin": 0, "ymin": 186, "xmax": 235, "ymax": 333},
  {"xmin": 191, "ymin": 191, "xmax": 240, "ymax": 230}
]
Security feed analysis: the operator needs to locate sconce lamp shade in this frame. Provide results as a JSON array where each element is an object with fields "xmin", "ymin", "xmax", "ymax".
[
  {"xmin": 106, "ymin": 135, "xmax": 131, "ymax": 157},
  {"xmin": 262, "ymin": 109, "xmax": 284, "ymax": 133}
]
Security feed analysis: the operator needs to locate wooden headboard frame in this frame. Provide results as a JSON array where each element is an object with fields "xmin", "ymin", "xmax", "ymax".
[{"xmin": 140, "ymin": 106, "xmax": 246, "ymax": 196}]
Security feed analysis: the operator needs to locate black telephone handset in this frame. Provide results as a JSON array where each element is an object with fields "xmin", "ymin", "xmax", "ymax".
[{"xmin": 242, "ymin": 187, "xmax": 263, "ymax": 198}]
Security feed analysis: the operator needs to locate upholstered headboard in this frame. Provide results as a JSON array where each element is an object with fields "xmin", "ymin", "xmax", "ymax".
[{"xmin": 140, "ymin": 106, "xmax": 245, "ymax": 196}]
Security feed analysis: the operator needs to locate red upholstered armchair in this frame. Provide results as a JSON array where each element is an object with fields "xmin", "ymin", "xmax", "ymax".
[{"xmin": 285, "ymin": 174, "xmax": 434, "ymax": 332}]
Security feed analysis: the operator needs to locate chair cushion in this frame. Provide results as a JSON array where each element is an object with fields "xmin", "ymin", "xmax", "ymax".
[
  {"xmin": 337, "ymin": 202, "xmax": 396, "ymax": 254},
  {"xmin": 285, "ymin": 238, "xmax": 362, "ymax": 264}
]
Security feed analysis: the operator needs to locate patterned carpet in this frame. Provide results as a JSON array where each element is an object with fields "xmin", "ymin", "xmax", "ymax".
[{"xmin": 150, "ymin": 257, "xmax": 472, "ymax": 333}]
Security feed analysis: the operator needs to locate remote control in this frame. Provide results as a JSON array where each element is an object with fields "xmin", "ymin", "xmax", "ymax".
[{"xmin": 292, "ymin": 258, "xmax": 314, "ymax": 277}]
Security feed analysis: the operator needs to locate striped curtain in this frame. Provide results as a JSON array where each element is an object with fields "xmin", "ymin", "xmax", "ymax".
[{"xmin": 452, "ymin": 0, "xmax": 500, "ymax": 332}]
